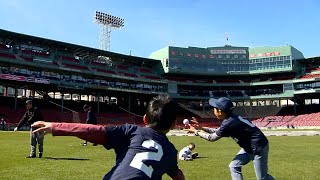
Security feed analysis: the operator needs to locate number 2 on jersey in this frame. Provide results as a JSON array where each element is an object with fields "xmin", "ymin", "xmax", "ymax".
[{"xmin": 130, "ymin": 139, "xmax": 163, "ymax": 178}]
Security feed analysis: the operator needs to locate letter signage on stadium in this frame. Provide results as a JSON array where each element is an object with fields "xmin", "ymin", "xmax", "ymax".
[
  {"xmin": 250, "ymin": 51, "xmax": 280, "ymax": 58},
  {"xmin": 0, "ymin": 73, "xmax": 50, "ymax": 84},
  {"xmin": 210, "ymin": 49, "xmax": 246, "ymax": 54},
  {"xmin": 0, "ymin": 74, "xmax": 26, "ymax": 81}
]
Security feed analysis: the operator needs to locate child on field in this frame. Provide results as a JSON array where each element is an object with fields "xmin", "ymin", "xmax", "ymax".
[
  {"xmin": 178, "ymin": 142, "xmax": 199, "ymax": 161},
  {"xmin": 185, "ymin": 97, "xmax": 274, "ymax": 180},
  {"xmin": 32, "ymin": 94, "xmax": 185, "ymax": 180}
]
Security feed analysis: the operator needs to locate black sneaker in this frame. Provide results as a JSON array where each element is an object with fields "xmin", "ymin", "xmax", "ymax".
[
  {"xmin": 26, "ymin": 155, "xmax": 36, "ymax": 158},
  {"xmin": 39, "ymin": 153, "xmax": 43, "ymax": 158}
]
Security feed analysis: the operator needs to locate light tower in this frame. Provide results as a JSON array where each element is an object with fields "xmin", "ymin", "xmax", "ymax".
[{"xmin": 94, "ymin": 11, "xmax": 124, "ymax": 51}]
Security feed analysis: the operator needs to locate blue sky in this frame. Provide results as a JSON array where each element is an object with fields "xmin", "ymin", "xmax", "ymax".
[{"xmin": 0, "ymin": 0, "xmax": 319, "ymax": 58}]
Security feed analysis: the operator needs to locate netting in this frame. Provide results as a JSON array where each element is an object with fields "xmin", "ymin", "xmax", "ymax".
[
  {"xmin": 118, "ymin": 107, "xmax": 144, "ymax": 118},
  {"xmin": 48, "ymin": 100, "xmax": 80, "ymax": 123}
]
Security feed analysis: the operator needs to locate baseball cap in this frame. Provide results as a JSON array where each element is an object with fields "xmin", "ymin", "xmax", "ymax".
[
  {"xmin": 83, "ymin": 104, "xmax": 90, "ymax": 110},
  {"xmin": 25, "ymin": 100, "xmax": 33, "ymax": 104},
  {"xmin": 209, "ymin": 97, "xmax": 234, "ymax": 112}
]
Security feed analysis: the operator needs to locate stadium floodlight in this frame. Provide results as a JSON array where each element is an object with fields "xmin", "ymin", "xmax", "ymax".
[{"xmin": 94, "ymin": 11, "xmax": 125, "ymax": 51}]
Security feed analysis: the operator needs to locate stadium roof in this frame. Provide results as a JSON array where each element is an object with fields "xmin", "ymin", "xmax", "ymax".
[
  {"xmin": 0, "ymin": 29, "xmax": 159, "ymax": 66},
  {"xmin": 299, "ymin": 55, "xmax": 320, "ymax": 65}
]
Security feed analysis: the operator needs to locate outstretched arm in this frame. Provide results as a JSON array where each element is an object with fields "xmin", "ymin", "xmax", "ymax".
[
  {"xmin": 15, "ymin": 112, "xmax": 28, "ymax": 131},
  {"xmin": 32, "ymin": 121, "xmax": 106, "ymax": 145},
  {"xmin": 189, "ymin": 117, "xmax": 217, "ymax": 133},
  {"xmin": 195, "ymin": 130, "xmax": 222, "ymax": 142},
  {"xmin": 202, "ymin": 127, "xmax": 218, "ymax": 133},
  {"xmin": 185, "ymin": 125, "xmax": 222, "ymax": 142}
]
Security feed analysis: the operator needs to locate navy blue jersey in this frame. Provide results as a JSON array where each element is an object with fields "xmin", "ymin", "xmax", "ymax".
[
  {"xmin": 103, "ymin": 124, "xmax": 179, "ymax": 180},
  {"xmin": 216, "ymin": 114, "xmax": 268, "ymax": 154},
  {"xmin": 17, "ymin": 107, "xmax": 43, "ymax": 129},
  {"xmin": 86, "ymin": 111, "xmax": 97, "ymax": 125}
]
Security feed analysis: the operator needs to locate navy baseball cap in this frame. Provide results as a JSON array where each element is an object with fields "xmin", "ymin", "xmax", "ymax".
[
  {"xmin": 209, "ymin": 97, "xmax": 234, "ymax": 112},
  {"xmin": 83, "ymin": 104, "xmax": 90, "ymax": 110},
  {"xmin": 25, "ymin": 100, "xmax": 33, "ymax": 104}
]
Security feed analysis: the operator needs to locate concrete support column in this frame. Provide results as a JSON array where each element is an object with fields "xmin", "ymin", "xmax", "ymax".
[
  {"xmin": 14, "ymin": 87, "xmax": 18, "ymax": 111},
  {"xmin": 3, "ymin": 86, "xmax": 8, "ymax": 96},
  {"xmin": 97, "ymin": 92, "xmax": 100, "ymax": 113},
  {"xmin": 61, "ymin": 93, "xmax": 64, "ymax": 112}
]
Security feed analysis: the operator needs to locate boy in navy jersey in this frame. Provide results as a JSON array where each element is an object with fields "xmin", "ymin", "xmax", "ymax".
[
  {"xmin": 32, "ymin": 94, "xmax": 184, "ymax": 180},
  {"xmin": 186, "ymin": 97, "xmax": 274, "ymax": 180}
]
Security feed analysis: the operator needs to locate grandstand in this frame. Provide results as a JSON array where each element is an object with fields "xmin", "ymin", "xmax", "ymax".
[{"xmin": 1, "ymin": 28, "xmax": 320, "ymax": 130}]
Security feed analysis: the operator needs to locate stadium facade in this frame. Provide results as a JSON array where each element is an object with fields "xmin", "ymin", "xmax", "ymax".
[{"xmin": 1, "ymin": 28, "xmax": 320, "ymax": 122}]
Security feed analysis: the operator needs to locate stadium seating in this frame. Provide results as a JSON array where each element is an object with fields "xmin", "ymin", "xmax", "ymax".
[
  {"xmin": 61, "ymin": 63, "xmax": 89, "ymax": 71},
  {"xmin": 214, "ymin": 78, "xmax": 240, "ymax": 83},
  {"xmin": 116, "ymin": 65, "xmax": 129, "ymax": 71},
  {"xmin": 58, "ymin": 55, "xmax": 79, "ymax": 63},
  {"xmin": 0, "ymin": 47, "xmax": 167, "ymax": 83},
  {"xmin": 118, "ymin": 72, "xmax": 139, "ymax": 78},
  {"xmin": 143, "ymin": 75, "xmax": 162, "ymax": 80},
  {"xmin": 289, "ymin": 113, "xmax": 320, "ymax": 127},
  {"xmin": 305, "ymin": 67, "xmax": 320, "ymax": 73},
  {"xmin": 21, "ymin": 49, "xmax": 50, "ymax": 58},
  {"xmin": 1, "ymin": 94, "xmax": 320, "ymax": 128},
  {"xmin": 0, "ymin": 52, "xmax": 16, "ymax": 60},
  {"xmin": 166, "ymin": 76, "xmax": 213, "ymax": 83},
  {"xmin": 91, "ymin": 61, "xmax": 106, "ymax": 66},
  {"xmin": 166, "ymin": 76, "xmax": 193, "ymax": 82},
  {"xmin": 95, "ymin": 68, "xmax": 117, "ymax": 75},
  {"xmin": 0, "ymin": 44, "xmax": 10, "ymax": 51},
  {"xmin": 252, "ymin": 113, "xmax": 320, "ymax": 128},
  {"xmin": 137, "ymin": 67, "xmax": 152, "ymax": 74},
  {"xmin": 227, "ymin": 91, "xmax": 244, "ymax": 97},
  {"xmin": 20, "ymin": 55, "xmax": 33, "ymax": 62},
  {"xmin": 271, "ymin": 75, "xmax": 295, "ymax": 81},
  {"xmin": 301, "ymin": 74, "xmax": 320, "ymax": 79}
]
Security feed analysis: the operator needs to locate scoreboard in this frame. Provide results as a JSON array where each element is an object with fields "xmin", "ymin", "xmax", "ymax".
[{"xmin": 165, "ymin": 46, "xmax": 249, "ymax": 75}]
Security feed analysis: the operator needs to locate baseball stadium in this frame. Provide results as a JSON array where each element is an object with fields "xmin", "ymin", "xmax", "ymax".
[
  {"xmin": 1, "ymin": 27, "xmax": 320, "ymax": 180},
  {"xmin": 1, "ymin": 28, "xmax": 320, "ymax": 128}
]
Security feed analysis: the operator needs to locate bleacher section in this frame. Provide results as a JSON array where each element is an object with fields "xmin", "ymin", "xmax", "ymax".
[
  {"xmin": 0, "ymin": 96, "xmax": 145, "ymax": 128},
  {"xmin": 0, "ymin": 45, "xmax": 166, "ymax": 82},
  {"xmin": 0, "ymin": 51, "xmax": 16, "ymax": 60},
  {"xmin": 252, "ymin": 114, "xmax": 320, "ymax": 128},
  {"xmin": 301, "ymin": 74, "xmax": 320, "ymax": 79}
]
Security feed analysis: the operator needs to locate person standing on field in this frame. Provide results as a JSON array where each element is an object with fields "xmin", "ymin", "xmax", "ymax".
[
  {"xmin": 82, "ymin": 104, "xmax": 97, "ymax": 146},
  {"xmin": 14, "ymin": 99, "xmax": 44, "ymax": 158}
]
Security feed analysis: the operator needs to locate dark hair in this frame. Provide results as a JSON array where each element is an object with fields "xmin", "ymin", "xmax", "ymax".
[
  {"xmin": 145, "ymin": 94, "xmax": 177, "ymax": 131},
  {"xmin": 189, "ymin": 142, "xmax": 195, "ymax": 149}
]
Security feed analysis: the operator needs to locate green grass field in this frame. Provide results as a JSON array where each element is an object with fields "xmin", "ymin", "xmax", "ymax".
[{"xmin": 1, "ymin": 131, "xmax": 320, "ymax": 180}]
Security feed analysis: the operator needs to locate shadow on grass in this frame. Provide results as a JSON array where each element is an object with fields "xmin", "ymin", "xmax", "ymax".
[
  {"xmin": 195, "ymin": 156, "xmax": 208, "ymax": 159},
  {"xmin": 43, "ymin": 157, "xmax": 89, "ymax": 161}
]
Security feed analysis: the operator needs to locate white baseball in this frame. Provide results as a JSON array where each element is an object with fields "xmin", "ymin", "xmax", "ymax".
[{"xmin": 183, "ymin": 119, "xmax": 189, "ymax": 125}]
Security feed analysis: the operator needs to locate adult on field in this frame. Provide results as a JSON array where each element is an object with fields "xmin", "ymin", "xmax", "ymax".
[
  {"xmin": 82, "ymin": 104, "xmax": 97, "ymax": 146},
  {"xmin": 14, "ymin": 99, "xmax": 44, "ymax": 158}
]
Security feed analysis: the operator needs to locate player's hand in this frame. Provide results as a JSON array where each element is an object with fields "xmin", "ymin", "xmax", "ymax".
[
  {"xmin": 190, "ymin": 117, "xmax": 199, "ymax": 124},
  {"xmin": 183, "ymin": 124, "xmax": 197, "ymax": 133},
  {"xmin": 190, "ymin": 117, "xmax": 204, "ymax": 130},
  {"xmin": 14, "ymin": 127, "xmax": 18, "ymax": 132},
  {"xmin": 31, "ymin": 121, "xmax": 52, "ymax": 135}
]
